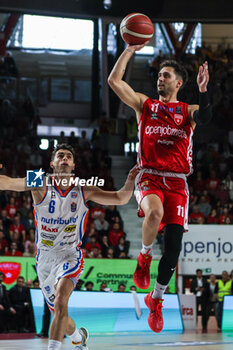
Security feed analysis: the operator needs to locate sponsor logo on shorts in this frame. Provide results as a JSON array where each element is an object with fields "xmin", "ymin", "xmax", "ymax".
[
  {"xmin": 41, "ymin": 225, "xmax": 58, "ymax": 233},
  {"xmin": 71, "ymin": 192, "xmax": 77, "ymax": 198},
  {"xmin": 44, "ymin": 286, "xmax": 51, "ymax": 294},
  {"xmin": 41, "ymin": 232, "xmax": 57, "ymax": 240},
  {"xmin": 64, "ymin": 224, "xmax": 76, "ymax": 233},
  {"xmin": 49, "ymin": 294, "xmax": 55, "ymax": 302},
  {"xmin": 63, "ymin": 233, "xmax": 76, "ymax": 239},
  {"xmin": 41, "ymin": 239, "xmax": 54, "ymax": 247},
  {"xmin": 60, "ymin": 240, "xmax": 76, "ymax": 246}
]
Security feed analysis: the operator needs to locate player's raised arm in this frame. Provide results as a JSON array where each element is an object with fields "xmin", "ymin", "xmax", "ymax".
[
  {"xmin": 84, "ymin": 166, "xmax": 139, "ymax": 205},
  {"xmin": 0, "ymin": 164, "xmax": 27, "ymax": 191},
  {"xmin": 188, "ymin": 61, "xmax": 212, "ymax": 126},
  {"xmin": 108, "ymin": 43, "xmax": 149, "ymax": 117}
]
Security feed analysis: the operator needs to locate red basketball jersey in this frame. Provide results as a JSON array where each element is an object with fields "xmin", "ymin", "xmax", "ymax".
[{"xmin": 137, "ymin": 98, "xmax": 194, "ymax": 175}]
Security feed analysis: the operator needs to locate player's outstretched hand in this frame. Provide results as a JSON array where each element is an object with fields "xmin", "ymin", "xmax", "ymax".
[
  {"xmin": 0, "ymin": 164, "xmax": 3, "ymax": 169},
  {"xmin": 127, "ymin": 41, "xmax": 150, "ymax": 53},
  {"xmin": 197, "ymin": 61, "xmax": 209, "ymax": 92}
]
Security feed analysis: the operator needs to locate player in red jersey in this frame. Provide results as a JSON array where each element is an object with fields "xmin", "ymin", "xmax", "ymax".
[{"xmin": 108, "ymin": 42, "xmax": 211, "ymax": 333}]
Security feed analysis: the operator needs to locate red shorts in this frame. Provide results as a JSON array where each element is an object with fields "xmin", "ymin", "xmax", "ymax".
[{"xmin": 134, "ymin": 170, "xmax": 189, "ymax": 232}]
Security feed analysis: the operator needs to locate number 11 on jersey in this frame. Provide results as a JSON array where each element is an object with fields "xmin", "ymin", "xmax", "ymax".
[{"xmin": 177, "ymin": 205, "xmax": 184, "ymax": 217}]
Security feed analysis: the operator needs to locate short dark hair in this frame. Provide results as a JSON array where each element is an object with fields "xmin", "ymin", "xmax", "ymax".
[
  {"xmin": 159, "ymin": 60, "xmax": 188, "ymax": 89},
  {"xmin": 51, "ymin": 143, "xmax": 75, "ymax": 161},
  {"xmin": 196, "ymin": 269, "xmax": 202, "ymax": 274}
]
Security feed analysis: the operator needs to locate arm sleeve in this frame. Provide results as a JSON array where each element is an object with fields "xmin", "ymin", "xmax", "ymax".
[{"xmin": 193, "ymin": 92, "xmax": 212, "ymax": 125}]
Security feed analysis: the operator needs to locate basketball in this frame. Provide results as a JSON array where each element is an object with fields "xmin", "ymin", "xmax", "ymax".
[{"xmin": 120, "ymin": 13, "xmax": 154, "ymax": 45}]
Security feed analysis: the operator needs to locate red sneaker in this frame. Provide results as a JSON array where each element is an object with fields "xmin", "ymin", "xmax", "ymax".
[
  {"xmin": 144, "ymin": 291, "xmax": 164, "ymax": 333},
  {"xmin": 133, "ymin": 251, "xmax": 152, "ymax": 289}
]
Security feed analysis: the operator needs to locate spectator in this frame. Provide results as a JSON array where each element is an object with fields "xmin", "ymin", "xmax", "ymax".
[
  {"xmin": 89, "ymin": 246, "xmax": 102, "ymax": 259},
  {"xmin": 24, "ymin": 211, "xmax": 35, "ymax": 231},
  {"xmin": 206, "ymin": 170, "xmax": 221, "ymax": 194},
  {"xmin": 0, "ymin": 230, "xmax": 8, "ymax": 255},
  {"xmin": 189, "ymin": 205, "xmax": 205, "ymax": 224},
  {"xmin": 193, "ymin": 171, "xmax": 206, "ymax": 194},
  {"xmin": 0, "ymin": 271, "xmax": 16, "ymax": 333},
  {"xmin": 108, "ymin": 222, "xmax": 125, "ymax": 247},
  {"xmin": 206, "ymin": 274, "xmax": 218, "ymax": 329},
  {"xmin": 9, "ymin": 213, "xmax": 26, "ymax": 243},
  {"xmin": 215, "ymin": 271, "xmax": 233, "ymax": 331},
  {"xmin": 23, "ymin": 228, "xmax": 36, "ymax": 257},
  {"xmin": 25, "ymin": 280, "xmax": 33, "ymax": 289},
  {"xmin": 117, "ymin": 283, "xmax": 126, "ymax": 292},
  {"xmin": 114, "ymin": 236, "xmax": 130, "ymax": 258},
  {"xmin": 99, "ymin": 282, "xmax": 112, "ymax": 292},
  {"xmin": 8, "ymin": 276, "xmax": 31, "ymax": 332},
  {"xmin": 5, "ymin": 196, "xmax": 18, "ymax": 219},
  {"xmin": 79, "ymin": 130, "xmax": 90, "ymax": 149},
  {"xmin": 94, "ymin": 212, "xmax": 109, "ymax": 237},
  {"xmin": 99, "ymin": 235, "xmax": 111, "ymax": 258},
  {"xmin": 85, "ymin": 236, "xmax": 101, "ymax": 254},
  {"xmin": 36, "ymin": 298, "xmax": 50, "ymax": 338},
  {"xmin": 84, "ymin": 281, "xmax": 94, "ymax": 291},
  {"xmin": 219, "ymin": 207, "xmax": 233, "ymax": 224},
  {"xmin": 5, "ymin": 242, "xmax": 23, "ymax": 256},
  {"xmin": 105, "ymin": 205, "xmax": 123, "ymax": 227},
  {"xmin": 207, "ymin": 208, "xmax": 219, "ymax": 224},
  {"xmin": 106, "ymin": 247, "xmax": 114, "ymax": 259},
  {"xmin": 223, "ymin": 173, "xmax": 233, "ymax": 201},
  {"xmin": 33, "ymin": 279, "xmax": 40, "ymax": 289},
  {"xmin": 190, "ymin": 269, "xmax": 209, "ymax": 332},
  {"xmin": 215, "ymin": 183, "xmax": 230, "ymax": 206},
  {"xmin": 198, "ymin": 195, "xmax": 212, "ymax": 218}
]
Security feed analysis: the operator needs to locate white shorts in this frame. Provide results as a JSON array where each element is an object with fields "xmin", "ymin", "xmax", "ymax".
[{"xmin": 36, "ymin": 248, "xmax": 84, "ymax": 311}]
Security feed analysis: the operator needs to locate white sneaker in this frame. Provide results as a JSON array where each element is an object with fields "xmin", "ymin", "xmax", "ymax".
[{"xmin": 72, "ymin": 327, "xmax": 89, "ymax": 350}]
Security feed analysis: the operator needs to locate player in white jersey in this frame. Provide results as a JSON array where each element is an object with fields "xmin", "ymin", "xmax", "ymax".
[{"xmin": 0, "ymin": 143, "xmax": 138, "ymax": 350}]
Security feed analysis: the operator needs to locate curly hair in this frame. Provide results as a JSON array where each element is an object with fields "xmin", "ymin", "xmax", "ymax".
[{"xmin": 159, "ymin": 60, "xmax": 188, "ymax": 89}]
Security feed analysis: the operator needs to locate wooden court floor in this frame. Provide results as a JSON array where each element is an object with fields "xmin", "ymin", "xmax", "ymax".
[{"xmin": 1, "ymin": 332, "xmax": 233, "ymax": 350}]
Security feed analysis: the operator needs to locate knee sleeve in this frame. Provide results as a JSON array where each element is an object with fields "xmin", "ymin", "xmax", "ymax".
[{"xmin": 157, "ymin": 224, "xmax": 183, "ymax": 285}]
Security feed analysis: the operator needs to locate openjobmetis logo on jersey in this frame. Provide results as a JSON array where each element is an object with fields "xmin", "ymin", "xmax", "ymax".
[
  {"xmin": 26, "ymin": 169, "xmax": 105, "ymax": 188},
  {"xmin": 145, "ymin": 125, "xmax": 187, "ymax": 138}
]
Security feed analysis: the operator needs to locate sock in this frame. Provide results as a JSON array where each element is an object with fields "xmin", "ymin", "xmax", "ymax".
[
  {"xmin": 152, "ymin": 281, "xmax": 167, "ymax": 299},
  {"xmin": 48, "ymin": 340, "xmax": 62, "ymax": 350},
  {"xmin": 141, "ymin": 243, "xmax": 153, "ymax": 256},
  {"xmin": 68, "ymin": 328, "xmax": 82, "ymax": 343}
]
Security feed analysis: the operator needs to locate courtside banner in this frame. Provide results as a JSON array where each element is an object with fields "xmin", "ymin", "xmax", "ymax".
[
  {"xmin": 179, "ymin": 225, "xmax": 233, "ymax": 275},
  {"xmin": 0, "ymin": 257, "xmax": 176, "ymax": 292}
]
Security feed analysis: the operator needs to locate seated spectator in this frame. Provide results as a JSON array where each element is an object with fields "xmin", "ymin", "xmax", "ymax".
[
  {"xmin": 106, "ymin": 247, "xmax": 114, "ymax": 259},
  {"xmin": 85, "ymin": 236, "xmax": 101, "ymax": 254},
  {"xmin": 89, "ymin": 246, "xmax": 102, "ymax": 259},
  {"xmin": 79, "ymin": 130, "xmax": 90, "ymax": 149},
  {"xmin": 198, "ymin": 195, "xmax": 212, "ymax": 217},
  {"xmin": 90, "ymin": 204, "xmax": 105, "ymax": 219},
  {"xmin": 207, "ymin": 208, "xmax": 219, "ymax": 224},
  {"xmin": 219, "ymin": 207, "xmax": 233, "ymax": 224},
  {"xmin": 105, "ymin": 205, "xmax": 123, "ymax": 227},
  {"xmin": 193, "ymin": 171, "xmax": 206, "ymax": 194},
  {"xmin": 94, "ymin": 212, "xmax": 109, "ymax": 237},
  {"xmin": 24, "ymin": 211, "xmax": 35, "ymax": 231},
  {"xmin": 9, "ymin": 213, "xmax": 26, "ymax": 243},
  {"xmin": 25, "ymin": 280, "xmax": 33, "ymax": 289},
  {"xmin": 100, "ymin": 235, "xmax": 111, "ymax": 258},
  {"xmin": 189, "ymin": 205, "xmax": 205, "ymax": 224},
  {"xmin": 8, "ymin": 276, "xmax": 31, "ymax": 332},
  {"xmin": 99, "ymin": 282, "xmax": 112, "ymax": 292},
  {"xmin": 108, "ymin": 222, "xmax": 125, "ymax": 247},
  {"xmin": 0, "ymin": 271, "xmax": 16, "ymax": 333},
  {"xmin": 0, "ymin": 209, "xmax": 11, "ymax": 233},
  {"xmin": 29, "ymin": 149, "xmax": 43, "ymax": 169},
  {"xmin": 223, "ymin": 173, "xmax": 233, "ymax": 201},
  {"xmin": 215, "ymin": 183, "xmax": 230, "ymax": 206},
  {"xmin": 114, "ymin": 236, "xmax": 130, "ymax": 258},
  {"xmin": 0, "ymin": 230, "xmax": 8, "ymax": 255},
  {"xmin": 118, "ymin": 283, "xmax": 126, "ymax": 292},
  {"xmin": 33, "ymin": 280, "xmax": 40, "ymax": 289},
  {"xmin": 5, "ymin": 242, "xmax": 23, "ymax": 256},
  {"xmin": 23, "ymin": 228, "xmax": 36, "ymax": 257},
  {"xmin": 206, "ymin": 170, "xmax": 221, "ymax": 194},
  {"xmin": 5, "ymin": 196, "xmax": 18, "ymax": 219},
  {"xmin": 84, "ymin": 281, "xmax": 94, "ymax": 291},
  {"xmin": 18, "ymin": 201, "xmax": 30, "ymax": 219}
]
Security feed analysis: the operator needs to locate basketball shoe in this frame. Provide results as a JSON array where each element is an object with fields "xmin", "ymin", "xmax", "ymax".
[
  {"xmin": 72, "ymin": 327, "xmax": 89, "ymax": 350},
  {"xmin": 133, "ymin": 250, "xmax": 152, "ymax": 289},
  {"xmin": 144, "ymin": 291, "xmax": 164, "ymax": 333}
]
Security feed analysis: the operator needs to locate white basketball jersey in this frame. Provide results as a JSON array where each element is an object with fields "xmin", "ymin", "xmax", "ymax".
[{"xmin": 34, "ymin": 179, "xmax": 89, "ymax": 255}]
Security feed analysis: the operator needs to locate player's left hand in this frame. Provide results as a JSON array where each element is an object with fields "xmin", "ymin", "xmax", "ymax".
[{"xmin": 197, "ymin": 61, "xmax": 209, "ymax": 92}]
